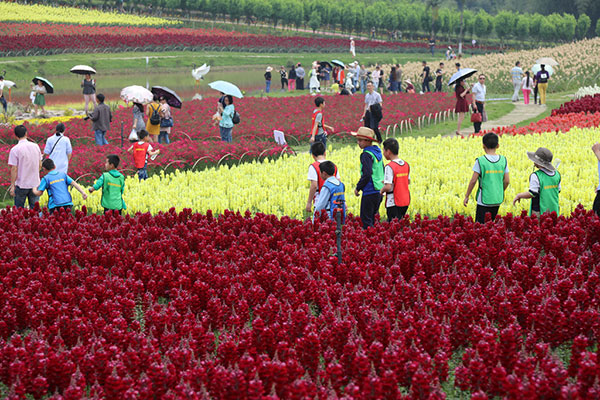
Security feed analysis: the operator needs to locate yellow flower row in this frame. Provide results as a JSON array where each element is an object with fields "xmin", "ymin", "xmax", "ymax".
[
  {"xmin": 14, "ymin": 115, "xmax": 84, "ymax": 126},
  {"xmin": 0, "ymin": 3, "xmax": 179, "ymax": 26},
  {"xmin": 67, "ymin": 127, "xmax": 600, "ymax": 219}
]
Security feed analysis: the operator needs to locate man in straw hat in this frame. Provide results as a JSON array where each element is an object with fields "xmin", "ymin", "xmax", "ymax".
[
  {"xmin": 264, "ymin": 66, "xmax": 273, "ymax": 93},
  {"xmin": 513, "ymin": 147, "xmax": 561, "ymax": 216},
  {"xmin": 351, "ymin": 127, "xmax": 384, "ymax": 228}
]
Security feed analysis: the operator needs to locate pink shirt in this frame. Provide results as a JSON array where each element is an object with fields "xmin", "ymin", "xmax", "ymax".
[{"xmin": 8, "ymin": 139, "xmax": 41, "ymax": 189}]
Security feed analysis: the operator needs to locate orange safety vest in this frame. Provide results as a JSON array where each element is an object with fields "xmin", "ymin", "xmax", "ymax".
[
  {"xmin": 312, "ymin": 161, "xmax": 338, "ymax": 192},
  {"xmin": 311, "ymin": 109, "xmax": 324, "ymax": 137},
  {"xmin": 388, "ymin": 161, "xmax": 410, "ymax": 207},
  {"xmin": 337, "ymin": 69, "xmax": 345, "ymax": 83},
  {"xmin": 133, "ymin": 142, "xmax": 150, "ymax": 169}
]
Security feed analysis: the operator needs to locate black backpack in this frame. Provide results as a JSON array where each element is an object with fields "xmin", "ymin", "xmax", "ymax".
[
  {"xmin": 232, "ymin": 111, "xmax": 241, "ymax": 125},
  {"xmin": 149, "ymin": 104, "xmax": 160, "ymax": 125}
]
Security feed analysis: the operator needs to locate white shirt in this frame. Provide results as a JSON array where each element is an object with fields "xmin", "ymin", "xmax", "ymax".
[
  {"xmin": 529, "ymin": 169, "xmax": 560, "ymax": 195},
  {"xmin": 44, "ymin": 134, "xmax": 73, "ymax": 174},
  {"xmin": 472, "ymin": 155, "xmax": 509, "ymax": 205},
  {"xmin": 308, "ymin": 160, "xmax": 340, "ymax": 203},
  {"xmin": 365, "ymin": 91, "xmax": 382, "ymax": 107},
  {"xmin": 0, "ymin": 80, "xmax": 4, "ymax": 94},
  {"xmin": 521, "ymin": 76, "xmax": 534, "ymax": 91},
  {"xmin": 372, "ymin": 70, "xmax": 380, "ymax": 80},
  {"xmin": 383, "ymin": 159, "xmax": 408, "ymax": 207},
  {"xmin": 471, "ymin": 82, "xmax": 486, "ymax": 102}
]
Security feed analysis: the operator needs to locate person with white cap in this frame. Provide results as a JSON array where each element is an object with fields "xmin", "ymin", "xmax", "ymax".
[
  {"xmin": 309, "ymin": 62, "xmax": 320, "ymax": 94},
  {"xmin": 264, "ymin": 66, "xmax": 273, "ymax": 94},
  {"xmin": 513, "ymin": 147, "xmax": 561, "ymax": 216}
]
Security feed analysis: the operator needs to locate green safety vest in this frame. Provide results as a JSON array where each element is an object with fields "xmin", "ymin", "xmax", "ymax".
[
  {"xmin": 363, "ymin": 149, "xmax": 384, "ymax": 191},
  {"xmin": 101, "ymin": 172, "xmax": 126, "ymax": 210},
  {"xmin": 529, "ymin": 170, "xmax": 560, "ymax": 216},
  {"xmin": 476, "ymin": 155, "xmax": 507, "ymax": 205}
]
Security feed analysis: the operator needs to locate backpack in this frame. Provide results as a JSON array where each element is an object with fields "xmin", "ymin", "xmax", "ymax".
[
  {"xmin": 232, "ymin": 111, "xmax": 241, "ymax": 125},
  {"xmin": 149, "ymin": 104, "xmax": 160, "ymax": 125}
]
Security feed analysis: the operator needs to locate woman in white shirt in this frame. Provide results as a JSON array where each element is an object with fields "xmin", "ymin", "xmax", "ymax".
[
  {"xmin": 471, "ymin": 74, "xmax": 487, "ymax": 133},
  {"xmin": 521, "ymin": 71, "xmax": 533, "ymax": 105}
]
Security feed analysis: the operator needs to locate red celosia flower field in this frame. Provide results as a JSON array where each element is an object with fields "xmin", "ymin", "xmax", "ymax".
[
  {"xmin": 0, "ymin": 93, "xmax": 453, "ymax": 185},
  {"xmin": 552, "ymin": 94, "xmax": 600, "ymax": 116},
  {"xmin": 0, "ymin": 207, "xmax": 599, "ymax": 398},
  {"xmin": 480, "ymin": 111, "xmax": 600, "ymax": 137},
  {"xmin": 0, "ymin": 22, "xmax": 485, "ymax": 54}
]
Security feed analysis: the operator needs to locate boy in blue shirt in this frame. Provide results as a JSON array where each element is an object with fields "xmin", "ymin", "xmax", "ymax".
[
  {"xmin": 33, "ymin": 158, "xmax": 87, "ymax": 214},
  {"xmin": 313, "ymin": 161, "xmax": 345, "ymax": 222}
]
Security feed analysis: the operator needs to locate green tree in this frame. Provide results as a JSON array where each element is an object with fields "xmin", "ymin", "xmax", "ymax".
[
  {"xmin": 253, "ymin": 0, "xmax": 272, "ymax": 23},
  {"xmin": 576, "ymin": 13, "xmax": 591, "ymax": 38},
  {"xmin": 229, "ymin": 0, "xmax": 244, "ymax": 22},
  {"xmin": 473, "ymin": 10, "xmax": 490, "ymax": 38},
  {"xmin": 308, "ymin": 10, "xmax": 321, "ymax": 32},
  {"xmin": 560, "ymin": 13, "xmax": 577, "ymax": 41},
  {"xmin": 269, "ymin": 0, "xmax": 282, "ymax": 27},
  {"xmin": 529, "ymin": 13, "xmax": 543, "ymax": 40},
  {"xmin": 596, "ymin": 18, "xmax": 600, "ymax": 37},
  {"xmin": 494, "ymin": 11, "xmax": 517, "ymax": 45},
  {"xmin": 515, "ymin": 14, "xmax": 530, "ymax": 38},
  {"xmin": 405, "ymin": 9, "xmax": 420, "ymax": 35},
  {"xmin": 539, "ymin": 18, "xmax": 555, "ymax": 40}
]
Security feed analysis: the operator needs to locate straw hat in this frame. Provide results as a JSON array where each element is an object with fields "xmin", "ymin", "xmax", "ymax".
[{"xmin": 351, "ymin": 127, "xmax": 377, "ymax": 141}]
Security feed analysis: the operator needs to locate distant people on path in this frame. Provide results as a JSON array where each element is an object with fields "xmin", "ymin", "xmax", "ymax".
[
  {"xmin": 146, "ymin": 95, "xmax": 161, "ymax": 143},
  {"xmin": 359, "ymin": 65, "xmax": 368, "ymax": 94},
  {"xmin": 421, "ymin": 61, "xmax": 431, "ymax": 93},
  {"xmin": 471, "ymin": 74, "xmax": 487, "ymax": 134},
  {"xmin": 32, "ymin": 80, "xmax": 47, "ymax": 116},
  {"xmin": 129, "ymin": 102, "xmax": 145, "ymax": 142},
  {"xmin": 309, "ymin": 64, "xmax": 320, "ymax": 95},
  {"xmin": 279, "ymin": 66, "xmax": 288, "ymax": 91},
  {"xmin": 322, "ymin": 63, "xmax": 332, "ymax": 89},
  {"xmin": 371, "ymin": 66, "xmax": 381, "ymax": 92},
  {"xmin": 446, "ymin": 47, "xmax": 452, "ymax": 60},
  {"xmin": 351, "ymin": 127, "xmax": 384, "ymax": 229},
  {"xmin": 8, "ymin": 125, "xmax": 42, "ymax": 209},
  {"xmin": 88, "ymin": 93, "xmax": 112, "ymax": 146},
  {"xmin": 435, "ymin": 63, "xmax": 444, "ymax": 92},
  {"xmin": 454, "ymin": 79, "xmax": 470, "ymax": 135},
  {"xmin": 522, "ymin": 71, "xmax": 533, "ymax": 105},
  {"xmin": 288, "ymin": 65, "xmax": 296, "ymax": 91},
  {"xmin": 535, "ymin": 65, "xmax": 550, "ymax": 105},
  {"xmin": 389, "ymin": 66, "xmax": 398, "ymax": 94},
  {"xmin": 218, "ymin": 95, "xmax": 235, "ymax": 143},
  {"xmin": 0, "ymin": 76, "xmax": 6, "ymax": 114},
  {"xmin": 264, "ymin": 66, "xmax": 272, "ymax": 93},
  {"xmin": 394, "ymin": 64, "xmax": 402, "ymax": 92},
  {"xmin": 295, "ymin": 63, "xmax": 305, "ymax": 90},
  {"xmin": 81, "ymin": 73, "xmax": 97, "ymax": 113},
  {"xmin": 511, "ymin": 61, "xmax": 524, "ymax": 102},
  {"xmin": 513, "ymin": 147, "xmax": 560, "ymax": 216},
  {"xmin": 350, "ymin": 37, "xmax": 356, "ymax": 57},
  {"xmin": 362, "ymin": 81, "xmax": 383, "ymax": 142},
  {"xmin": 158, "ymin": 96, "xmax": 172, "ymax": 144},
  {"xmin": 33, "ymin": 158, "xmax": 87, "ymax": 214},
  {"xmin": 463, "ymin": 133, "xmax": 509, "ymax": 223},
  {"xmin": 44, "ymin": 123, "xmax": 72, "ymax": 174},
  {"xmin": 428, "ymin": 38, "xmax": 435, "ymax": 56}
]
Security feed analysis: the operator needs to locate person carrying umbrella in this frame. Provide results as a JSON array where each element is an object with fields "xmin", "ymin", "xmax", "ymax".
[
  {"xmin": 158, "ymin": 96, "xmax": 172, "ymax": 144},
  {"xmin": 81, "ymin": 73, "xmax": 97, "ymax": 113},
  {"xmin": 146, "ymin": 95, "xmax": 161, "ymax": 143},
  {"xmin": 535, "ymin": 64, "xmax": 550, "ymax": 105},
  {"xmin": 31, "ymin": 79, "xmax": 47, "ymax": 116}
]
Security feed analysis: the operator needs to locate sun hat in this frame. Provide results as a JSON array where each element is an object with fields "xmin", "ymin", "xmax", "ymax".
[
  {"xmin": 266, "ymin": 66, "xmax": 273, "ymax": 72},
  {"xmin": 405, "ymin": 79, "xmax": 412, "ymax": 84},
  {"xmin": 351, "ymin": 127, "xmax": 377, "ymax": 141},
  {"xmin": 527, "ymin": 147, "xmax": 555, "ymax": 171}
]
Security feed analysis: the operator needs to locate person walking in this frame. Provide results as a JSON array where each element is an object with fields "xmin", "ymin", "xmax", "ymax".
[
  {"xmin": 535, "ymin": 65, "xmax": 550, "ymax": 105},
  {"xmin": 32, "ymin": 80, "xmax": 47, "ymax": 116},
  {"xmin": 428, "ymin": 38, "xmax": 435, "ymax": 56},
  {"xmin": 359, "ymin": 65, "xmax": 368, "ymax": 94},
  {"xmin": 421, "ymin": 61, "xmax": 431, "ymax": 93},
  {"xmin": 511, "ymin": 61, "xmax": 524, "ymax": 102},
  {"xmin": 389, "ymin": 67, "xmax": 398, "ymax": 94},
  {"xmin": 350, "ymin": 37, "xmax": 356, "ymax": 57},
  {"xmin": 218, "ymin": 95, "xmax": 235, "ymax": 143},
  {"xmin": 264, "ymin": 66, "xmax": 272, "ymax": 94},
  {"xmin": 129, "ymin": 102, "xmax": 145, "ymax": 142},
  {"xmin": 309, "ymin": 64, "xmax": 320, "ymax": 95},
  {"xmin": 454, "ymin": 79, "xmax": 470, "ymax": 135},
  {"xmin": 0, "ymin": 76, "xmax": 7, "ymax": 114},
  {"xmin": 87, "ymin": 93, "xmax": 111, "ymax": 146},
  {"xmin": 434, "ymin": 63, "xmax": 444, "ymax": 92},
  {"xmin": 362, "ymin": 81, "xmax": 383, "ymax": 142},
  {"xmin": 158, "ymin": 96, "xmax": 172, "ymax": 144},
  {"xmin": 288, "ymin": 65, "xmax": 296, "ymax": 91},
  {"xmin": 279, "ymin": 66, "xmax": 288, "ymax": 91},
  {"xmin": 371, "ymin": 66, "xmax": 380, "ymax": 91},
  {"xmin": 8, "ymin": 125, "xmax": 42, "ymax": 209},
  {"xmin": 522, "ymin": 71, "xmax": 533, "ymax": 105},
  {"xmin": 81, "ymin": 73, "xmax": 97, "ymax": 113},
  {"xmin": 295, "ymin": 63, "xmax": 305, "ymax": 90},
  {"xmin": 395, "ymin": 64, "xmax": 402, "ymax": 92},
  {"xmin": 471, "ymin": 74, "xmax": 487, "ymax": 134},
  {"xmin": 44, "ymin": 123, "xmax": 72, "ymax": 174},
  {"xmin": 145, "ymin": 95, "xmax": 160, "ymax": 143}
]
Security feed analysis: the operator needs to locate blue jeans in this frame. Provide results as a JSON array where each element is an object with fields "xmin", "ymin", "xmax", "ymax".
[
  {"xmin": 265, "ymin": 80, "xmax": 271, "ymax": 93},
  {"xmin": 360, "ymin": 78, "xmax": 367, "ymax": 93},
  {"xmin": 220, "ymin": 126, "xmax": 232, "ymax": 142},
  {"xmin": 94, "ymin": 130, "xmax": 108, "ymax": 145},
  {"xmin": 137, "ymin": 165, "xmax": 148, "ymax": 181},
  {"xmin": 14, "ymin": 186, "xmax": 39, "ymax": 209},
  {"xmin": 158, "ymin": 131, "xmax": 170, "ymax": 144},
  {"xmin": 314, "ymin": 133, "xmax": 327, "ymax": 149}
]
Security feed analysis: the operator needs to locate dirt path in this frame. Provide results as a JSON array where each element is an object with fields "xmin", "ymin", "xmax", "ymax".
[{"xmin": 443, "ymin": 101, "xmax": 548, "ymax": 137}]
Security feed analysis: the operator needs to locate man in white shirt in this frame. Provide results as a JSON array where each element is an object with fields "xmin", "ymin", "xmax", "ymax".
[
  {"xmin": 511, "ymin": 61, "xmax": 524, "ymax": 102},
  {"xmin": 362, "ymin": 82, "xmax": 383, "ymax": 142},
  {"xmin": 471, "ymin": 74, "xmax": 487, "ymax": 133}
]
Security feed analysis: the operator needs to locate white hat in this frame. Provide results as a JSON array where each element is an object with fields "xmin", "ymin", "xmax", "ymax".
[{"xmin": 266, "ymin": 66, "xmax": 273, "ymax": 72}]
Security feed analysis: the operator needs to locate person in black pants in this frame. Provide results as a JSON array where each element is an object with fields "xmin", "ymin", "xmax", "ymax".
[{"xmin": 420, "ymin": 61, "xmax": 431, "ymax": 93}]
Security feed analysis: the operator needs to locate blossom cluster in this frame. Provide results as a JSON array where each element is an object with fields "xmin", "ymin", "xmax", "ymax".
[
  {"xmin": 482, "ymin": 112, "xmax": 600, "ymax": 137},
  {"xmin": 0, "ymin": 207, "xmax": 599, "ymax": 398},
  {"xmin": 552, "ymin": 94, "xmax": 600, "ymax": 115},
  {"xmin": 70, "ymin": 127, "xmax": 600, "ymax": 218},
  {"xmin": 574, "ymin": 85, "xmax": 600, "ymax": 100}
]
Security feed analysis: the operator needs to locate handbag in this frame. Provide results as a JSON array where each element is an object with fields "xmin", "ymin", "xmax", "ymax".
[
  {"xmin": 471, "ymin": 112, "xmax": 482, "ymax": 123},
  {"xmin": 160, "ymin": 117, "xmax": 173, "ymax": 128}
]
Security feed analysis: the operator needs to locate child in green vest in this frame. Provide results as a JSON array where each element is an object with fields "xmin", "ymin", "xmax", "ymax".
[
  {"xmin": 464, "ymin": 132, "xmax": 510, "ymax": 223},
  {"xmin": 351, "ymin": 126, "xmax": 384, "ymax": 229},
  {"xmin": 89, "ymin": 154, "xmax": 127, "ymax": 215},
  {"xmin": 513, "ymin": 147, "xmax": 561, "ymax": 216}
]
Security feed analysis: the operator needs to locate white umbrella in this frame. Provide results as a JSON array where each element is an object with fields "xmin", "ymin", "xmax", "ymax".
[
  {"xmin": 535, "ymin": 57, "xmax": 558, "ymax": 67},
  {"xmin": 208, "ymin": 80, "xmax": 243, "ymax": 98},
  {"xmin": 120, "ymin": 85, "xmax": 153, "ymax": 104},
  {"xmin": 192, "ymin": 63, "xmax": 210, "ymax": 80},
  {"xmin": 3, "ymin": 80, "xmax": 16, "ymax": 88},
  {"xmin": 70, "ymin": 65, "xmax": 97, "ymax": 75},
  {"xmin": 448, "ymin": 68, "xmax": 477, "ymax": 86}
]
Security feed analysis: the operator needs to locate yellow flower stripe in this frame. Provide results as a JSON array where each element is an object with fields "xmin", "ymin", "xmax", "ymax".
[
  {"xmin": 14, "ymin": 115, "xmax": 85, "ymax": 125},
  {"xmin": 69, "ymin": 128, "xmax": 599, "ymax": 218},
  {"xmin": 0, "ymin": 3, "xmax": 179, "ymax": 26}
]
